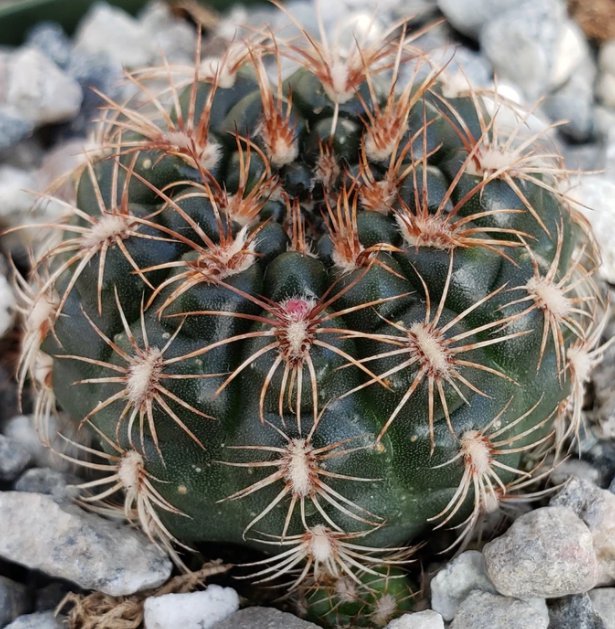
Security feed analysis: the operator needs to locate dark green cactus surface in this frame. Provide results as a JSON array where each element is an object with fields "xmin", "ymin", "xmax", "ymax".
[{"xmin": 21, "ymin": 17, "xmax": 606, "ymax": 628}]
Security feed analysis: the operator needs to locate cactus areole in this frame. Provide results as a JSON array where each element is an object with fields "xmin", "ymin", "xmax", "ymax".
[{"xmin": 21, "ymin": 10, "xmax": 607, "ymax": 628}]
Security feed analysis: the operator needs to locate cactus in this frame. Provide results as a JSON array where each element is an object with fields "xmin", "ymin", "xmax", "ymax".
[{"xmin": 18, "ymin": 8, "xmax": 608, "ymax": 627}]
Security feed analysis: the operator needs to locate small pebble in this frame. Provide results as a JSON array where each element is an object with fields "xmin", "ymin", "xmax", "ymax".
[
  {"xmin": 5, "ymin": 47, "xmax": 82, "ymax": 125},
  {"xmin": 430, "ymin": 551, "xmax": 497, "ymax": 621},
  {"xmin": 0, "ymin": 274, "xmax": 17, "ymax": 339},
  {"xmin": 144, "ymin": 585, "xmax": 240, "ymax": 629},
  {"xmin": 435, "ymin": 0, "xmax": 519, "ymax": 39},
  {"xmin": 0, "ymin": 110, "xmax": 34, "ymax": 153},
  {"xmin": 0, "ymin": 576, "xmax": 29, "ymax": 627},
  {"xmin": 0, "ymin": 434, "xmax": 32, "ymax": 482},
  {"xmin": 14, "ymin": 467, "xmax": 73, "ymax": 497},
  {"xmin": 211, "ymin": 606, "xmax": 320, "ymax": 628},
  {"xmin": 26, "ymin": 22, "xmax": 72, "ymax": 69},
  {"xmin": 386, "ymin": 609, "xmax": 445, "ymax": 629},
  {"xmin": 483, "ymin": 506, "xmax": 599, "ymax": 598},
  {"xmin": 4, "ymin": 611, "xmax": 64, "ymax": 629},
  {"xmin": 479, "ymin": 0, "xmax": 565, "ymax": 99},
  {"xmin": 589, "ymin": 589, "xmax": 615, "ymax": 629},
  {"xmin": 548, "ymin": 593, "xmax": 607, "ymax": 629},
  {"xmin": 450, "ymin": 591, "xmax": 549, "ymax": 629},
  {"xmin": 551, "ymin": 477, "xmax": 615, "ymax": 585},
  {"xmin": 74, "ymin": 3, "xmax": 153, "ymax": 68}
]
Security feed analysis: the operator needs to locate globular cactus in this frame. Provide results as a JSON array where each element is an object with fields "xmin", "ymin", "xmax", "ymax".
[{"xmin": 17, "ymin": 7, "xmax": 608, "ymax": 627}]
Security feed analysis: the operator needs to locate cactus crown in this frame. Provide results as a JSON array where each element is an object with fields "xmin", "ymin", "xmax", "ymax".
[{"xmin": 19, "ymin": 7, "xmax": 606, "ymax": 627}]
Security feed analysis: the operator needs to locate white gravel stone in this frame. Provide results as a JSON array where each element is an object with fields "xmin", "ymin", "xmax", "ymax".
[
  {"xmin": 551, "ymin": 20, "xmax": 592, "ymax": 88},
  {"xmin": 0, "ymin": 492, "xmax": 172, "ymax": 596},
  {"xmin": 550, "ymin": 477, "xmax": 615, "ymax": 585},
  {"xmin": 4, "ymin": 48, "xmax": 82, "ymax": 125},
  {"xmin": 436, "ymin": 0, "xmax": 518, "ymax": 39},
  {"xmin": 451, "ymin": 591, "xmax": 549, "ymax": 629},
  {"xmin": 479, "ymin": 0, "xmax": 566, "ymax": 100},
  {"xmin": 3, "ymin": 414, "xmax": 82, "ymax": 474},
  {"xmin": 143, "ymin": 585, "xmax": 239, "ymax": 629},
  {"xmin": 588, "ymin": 588, "xmax": 615, "ymax": 629},
  {"xmin": 483, "ymin": 506, "xmax": 599, "ymax": 598},
  {"xmin": 566, "ymin": 175, "xmax": 615, "ymax": 283},
  {"xmin": 547, "ymin": 456, "xmax": 603, "ymax": 487},
  {"xmin": 74, "ymin": 3, "xmax": 154, "ymax": 68},
  {"xmin": 430, "ymin": 551, "xmax": 497, "ymax": 621},
  {"xmin": 211, "ymin": 607, "xmax": 320, "ymax": 628},
  {"xmin": 139, "ymin": 2, "xmax": 197, "ymax": 63},
  {"xmin": 4, "ymin": 611, "xmax": 63, "ymax": 629},
  {"xmin": 386, "ymin": 609, "xmax": 445, "ymax": 629},
  {"xmin": 0, "ymin": 166, "xmax": 37, "ymax": 225},
  {"xmin": 0, "ymin": 273, "xmax": 16, "ymax": 338}
]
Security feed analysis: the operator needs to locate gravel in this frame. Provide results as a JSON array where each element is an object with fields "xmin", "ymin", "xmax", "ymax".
[
  {"xmin": 547, "ymin": 593, "xmax": 608, "ymax": 629},
  {"xmin": 0, "ymin": 576, "xmax": 29, "ymax": 627},
  {"xmin": 482, "ymin": 507, "xmax": 599, "ymax": 598},
  {"xmin": 550, "ymin": 477, "xmax": 615, "ymax": 585},
  {"xmin": 144, "ymin": 585, "xmax": 240, "ymax": 629},
  {"xmin": 450, "ymin": 591, "xmax": 549, "ymax": 629},
  {"xmin": 589, "ymin": 589, "xmax": 615, "ymax": 629},
  {"xmin": 0, "ymin": 491, "xmax": 172, "ymax": 596},
  {"xmin": 430, "ymin": 551, "xmax": 497, "ymax": 621},
  {"xmin": 385, "ymin": 610, "xmax": 445, "ymax": 629},
  {"xmin": 210, "ymin": 606, "xmax": 321, "ymax": 628}
]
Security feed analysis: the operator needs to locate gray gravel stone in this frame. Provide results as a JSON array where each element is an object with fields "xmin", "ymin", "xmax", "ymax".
[
  {"xmin": 4, "ymin": 611, "xmax": 63, "ymax": 629},
  {"xmin": 436, "ymin": 0, "xmax": 518, "ymax": 39},
  {"xmin": 14, "ymin": 467, "xmax": 74, "ymax": 497},
  {"xmin": 551, "ymin": 477, "xmax": 615, "ymax": 585},
  {"xmin": 0, "ymin": 110, "xmax": 34, "ymax": 153},
  {"xmin": 0, "ymin": 576, "xmax": 29, "ymax": 627},
  {"xmin": 589, "ymin": 589, "xmax": 615, "ymax": 629},
  {"xmin": 211, "ymin": 607, "xmax": 320, "ymax": 628},
  {"xmin": 480, "ymin": 0, "xmax": 566, "ymax": 99},
  {"xmin": 4, "ymin": 47, "xmax": 82, "ymax": 125},
  {"xmin": 543, "ymin": 58, "xmax": 596, "ymax": 142},
  {"xmin": 386, "ymin": 610, "xmax": 445, "ymax": 629},
  {"xmin": 26, "ymin": 22, "xmax": 72, "ymax": 69},
  {"xmin": 450, "ymin": 591, "xmax": 549, "ymax": 629},
  {"xmin": 548, "ymin": 594, "xmax": 607, "ymax": 629},
  {"xmin": 483, "ymin": 506, "xmax": 598, "ymax": 599},
  {"xmin": 0, "ymin": 491, "xmax": 172, "ymax": 596},
  {"xmin": 0, "ymin": 434, "xmax": 32, "ymax": 482},
  {"xmin": 430, "ymin": 551, "xmax": 497, "ymax": 621}
]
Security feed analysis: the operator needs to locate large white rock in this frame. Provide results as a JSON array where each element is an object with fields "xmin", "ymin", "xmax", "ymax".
[
  {"xmin": 144, "ymin": 585, "xmax": 239, "ymax": 629},
  {"xmin": 0, "ymin": 492, "xmax": 171, "ymax": 596},
  {"xmin": 5, "ymin": 48, "xmax": 82, "ymax": 125}
]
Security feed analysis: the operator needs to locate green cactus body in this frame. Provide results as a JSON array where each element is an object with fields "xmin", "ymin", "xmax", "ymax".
[{"xmin": 20, "ymin": 14, "xmax": 606, "ymax": 628}]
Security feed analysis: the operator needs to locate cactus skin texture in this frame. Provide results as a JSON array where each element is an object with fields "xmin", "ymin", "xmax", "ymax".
[{"xmin": 18, "ymin": 9, "xmax": 608, "ymax": 628}]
